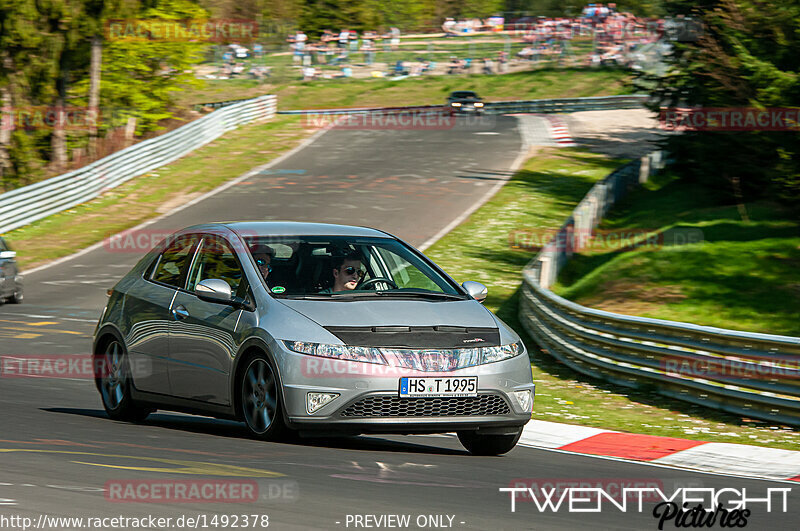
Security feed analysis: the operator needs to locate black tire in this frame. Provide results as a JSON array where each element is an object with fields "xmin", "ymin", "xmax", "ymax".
[
  {"xmin": 98, "ymin": 339, "xmax": 152, "ymax": 422},
  {"xmin": 9, "ymin": 284, "xmax": 22, "ymax": 304},
  {"xmin": 240, "ymin": 354, "xmax": 290, "ymax": 441},
  {"xmin": 457, "ymin": 428, "xmax": 523, "ymax": 456}
]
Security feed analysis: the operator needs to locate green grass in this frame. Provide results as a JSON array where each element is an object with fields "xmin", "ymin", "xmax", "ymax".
[
  {"xmin": 5, "ymin": 115, "xmax": 313, "ymax": 270},
  {"xmin": 180, "ymin": 67, "xmax": 633, "ymax": 109},
  {"xmin": 552, "ymin": 174, "xmax": 800, "ymax": 337},
  {"xmin": 423, "ymin": 148, "xmax": 800, "ymax": 450}
]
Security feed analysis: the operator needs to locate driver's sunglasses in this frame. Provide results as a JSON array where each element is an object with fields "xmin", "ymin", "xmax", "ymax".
[
  {"xmin": 256, "ymin": 258, "xmax": 273, "ymax": 273},
  {"xmin": 343, "ymin": 266, "xmax": 365, "ymax": 278}
]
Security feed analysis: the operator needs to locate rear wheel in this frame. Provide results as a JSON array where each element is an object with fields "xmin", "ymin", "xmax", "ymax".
[
  {"xmin": 457, "ymin": 427, "xmax": 523, "ymax": 456},
  {"xmin": 241, "ymin": 355, "xmax": 289, "ymax": 440},
  {"xmin": 98, "ymin": 340, "xmax": 151, "ymax": 422}
]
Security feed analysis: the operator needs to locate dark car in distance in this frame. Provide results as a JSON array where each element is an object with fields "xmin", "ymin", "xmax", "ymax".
[
  {"xmin": 447, "ymin": 91, "xmax": 485, "ymax": 114},
  {"xmin": 0, "ymin": 236, "xmax": 23, "ymax": 304}
]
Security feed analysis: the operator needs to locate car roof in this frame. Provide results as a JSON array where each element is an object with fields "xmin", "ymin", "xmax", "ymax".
[{"xmin": 183, "ymin": 221, "xmax": 393, "ymax": 239}]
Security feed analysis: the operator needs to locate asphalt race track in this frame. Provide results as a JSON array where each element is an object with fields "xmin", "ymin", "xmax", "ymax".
[{"xmin": 1, "ymin": 115, "xmax": 798, "ymax": 530}]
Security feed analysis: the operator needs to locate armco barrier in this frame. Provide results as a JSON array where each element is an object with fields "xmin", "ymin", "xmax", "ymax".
[
  {"xmin": 0, "ymin": 95, "xmax": 277, "ymax": 235},
  {"xmin": 278, "ymin": 94, "xmax": 649, "ymax": 116},
  {"xmin": 519, "ymin": 151, "xmax": 800, "ymax": 426}
]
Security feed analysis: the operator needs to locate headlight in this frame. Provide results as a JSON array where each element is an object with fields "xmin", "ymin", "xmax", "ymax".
[
  {"xmin": 284, "ymin": 341, "xmax": 387, "ymax": 365},
  {"xmin": 481, "ymin": 342, "xmax": 523, "ymax": 364},
  {"xmin": 473, "ymin": 102, "xmax": 484, "ymax": 107},
  {"xmin": 451, "ymin": 102, "xmax": 462, "ymax": 107}
]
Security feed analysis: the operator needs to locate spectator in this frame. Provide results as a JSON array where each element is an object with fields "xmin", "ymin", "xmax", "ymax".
[
  {"xmin": 447, "ymin": 56, "xmax": 460, "ymax": 74},
  {"xmin": 393, "ymin": 60, "xmax": 409, "ymax": 76},
  {"xmin": 483, "ymin": 57, "xmax": 494, "ymax": 74},
  {"xmin": 390, "ymin": 26, "xmax": 400, "ymax": 51},
  {"xmin": 497, "ymin": 50, "xmax": 508, "ymax": 72},
  {"xmin": 361, "ymin": 31, "xmax": 376, "ymax": 65},
  {"xmin": 442, "ymin": 17, "xmax": 457, "ymax": 36},
  {"xmin": 338, "ymin": 29, "xmax": 349, "ymax": 53}
]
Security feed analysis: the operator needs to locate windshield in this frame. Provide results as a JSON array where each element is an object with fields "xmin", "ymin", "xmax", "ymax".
[
  {"xmin": 452, "ymin": 91, "xmax": 479, "ymax": 99},
  {"xmin": 242, "ymin": 235, "xmax": 465, "ymax": 299}
]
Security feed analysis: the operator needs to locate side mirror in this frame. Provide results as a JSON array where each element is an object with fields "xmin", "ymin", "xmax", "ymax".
[
  {"xmin": 195, "ymin": 279, "xmax": 233, "ymax": 304},
  {"xmin": 462, "ymin": 281, "xmax": 488, "ymax": 303},
  {"xmin": 0, "ymin": 250, "xmax": 16, "ymax": 259}
]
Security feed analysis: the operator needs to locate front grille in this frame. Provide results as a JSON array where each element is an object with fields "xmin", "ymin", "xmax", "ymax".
[{"xmin": 340, "ymin": 394, "xmax": 510, "ymax": 418}]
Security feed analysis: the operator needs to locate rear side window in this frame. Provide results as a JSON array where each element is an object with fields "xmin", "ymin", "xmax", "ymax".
[{"xmin": 150, "ymin": 235, "xmax": 199, "ymax": 288}]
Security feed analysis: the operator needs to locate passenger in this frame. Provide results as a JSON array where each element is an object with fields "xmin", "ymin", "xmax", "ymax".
[
  {"xmin": 250, "ymin": 244, "xmax": 275, "ymax": 280},
  {"xmin": 321, "ymin": 250, "xmax": 363, "ymax": 292}
]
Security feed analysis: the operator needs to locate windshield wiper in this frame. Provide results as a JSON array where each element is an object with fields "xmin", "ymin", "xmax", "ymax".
[{"xmin": 329, "ymin": 291, "xmax": 467, "ymax": 301}]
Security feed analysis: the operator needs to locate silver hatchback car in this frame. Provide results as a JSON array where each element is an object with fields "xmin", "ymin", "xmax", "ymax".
[{"xmin": 94, "ymin": 222, "xmax": 534, "ymax": 455}]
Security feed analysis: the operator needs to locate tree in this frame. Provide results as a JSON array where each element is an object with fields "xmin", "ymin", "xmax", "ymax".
[
  {"xmin": 0, "ymin": 0, "xmax": 53, "ymax": 189},
  {"xmin": 646, "ymin": 0, "xmax": 800, "ymax": 209}
]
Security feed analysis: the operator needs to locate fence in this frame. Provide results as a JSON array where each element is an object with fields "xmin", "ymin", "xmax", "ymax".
[
  {"xmin": 0, "ymin": 96, "xmax": 277, "ymax": 235},
  {"xmin": 519, "ymin": 151, "xmax": 800, "ymax": 426},
  {"xmin": 277, "ymin": 94, "xmax": 649, "ymax": 116}
]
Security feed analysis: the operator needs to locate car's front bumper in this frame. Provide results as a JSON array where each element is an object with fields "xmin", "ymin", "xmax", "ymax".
[{"xmin": 273, "ymin": 343, "xmax": 534, "ymax": 434}]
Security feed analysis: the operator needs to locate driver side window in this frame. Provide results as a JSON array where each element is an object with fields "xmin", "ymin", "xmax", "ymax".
[{"xmin": 186, "ymin": 236, "xmax": 244, "ymax": 294}]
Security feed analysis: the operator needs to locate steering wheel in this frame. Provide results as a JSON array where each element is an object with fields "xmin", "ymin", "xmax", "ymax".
[{"xmin": 358, "ymin": 277, "xmax": 399, "ymax": 291}]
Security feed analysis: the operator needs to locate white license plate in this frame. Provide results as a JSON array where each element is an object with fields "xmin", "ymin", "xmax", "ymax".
[{"xmin": 399, "ymin": 377, "xmax": 477, "ymax": 397}]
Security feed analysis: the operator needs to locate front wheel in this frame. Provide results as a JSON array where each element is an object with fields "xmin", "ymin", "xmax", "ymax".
[
  {"xmin": 458, "ymin": 428, "xmax": 523, "ymax": 456},
  {"xmin": 98, "ymin": 340, "xmax": 152, "ymax": 422},
  {"xmin": 241, "ymin": 356, "xmax": 289, "ymax": 440},
  {"xmin": 9, "ymin": 287, "xmax": 22, "ymax": 303}
]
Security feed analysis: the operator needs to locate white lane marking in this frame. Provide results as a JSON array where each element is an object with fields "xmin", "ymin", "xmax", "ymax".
[
  {"xmin": 474, "ymin": 132, "xmax": 500, "ymax": 135},
  {"xmin": 0, "ymin": 313, "xmax": 97, "ymax": 323},
  {"xmin": 0, "ymin": 498, "xmax": 17, "ymax": 506},
  {"xmin": 21, "ymin": 125, "xmax": 331, "ymax": 277}
]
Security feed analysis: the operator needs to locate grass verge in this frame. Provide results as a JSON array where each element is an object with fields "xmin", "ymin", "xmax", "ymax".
[
  {"xmin": 179, "ymin": 67, "xmax": 632, "ymax": 109},
  {"xmin": 423, "ymin": 148, "xmax": 800, "ymax": 450},
  {"xmin": 6, "ymin": 115, "xmax": 313, "ymax": 271},
  {"xmin": 552, "ymin": 174, "xmax": 800, "ymax": 337}
]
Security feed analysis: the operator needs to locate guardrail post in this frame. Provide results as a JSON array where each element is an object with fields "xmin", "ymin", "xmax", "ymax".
[
  {"xmin": 539, "ymin": 256, "xmax": 553, "ymax": 289},
  {"xmin": 639, "ymin": 154, "xmax": 651, "ymax": 184}
]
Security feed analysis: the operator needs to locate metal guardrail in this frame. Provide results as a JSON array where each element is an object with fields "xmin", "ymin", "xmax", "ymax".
[
  {"xmin": 278, "ymin": 94, "xmax": 649, "ymax": 116},
  {"xmin": 519, "ymin": 151, "xmax": 800, "ymax": 426},
  {"xmin": 0, "ymin": 95, "xmax": 277, "ymax": 235}
]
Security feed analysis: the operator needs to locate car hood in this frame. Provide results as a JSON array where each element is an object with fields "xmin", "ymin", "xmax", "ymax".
[
  {"xmin": 276, "ymin": 299, "xmax": 500, "ymax": 348},
  {"xmin": 277, "ymin": 298, "xmax": 496, "ymax": 328}
]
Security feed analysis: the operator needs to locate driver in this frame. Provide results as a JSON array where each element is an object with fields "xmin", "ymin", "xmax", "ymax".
[
  {"xmin": 250, "ymin": 243, "xmax": 275, "ymax": 281},
  {"xmin": 321, "ymin": 250, "xmax": 363, "ymax": 293}
]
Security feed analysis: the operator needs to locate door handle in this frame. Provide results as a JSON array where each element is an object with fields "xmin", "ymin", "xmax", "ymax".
[{"xmin": 173, "ymin": 305, "xmax": 189, "ymax": 320}]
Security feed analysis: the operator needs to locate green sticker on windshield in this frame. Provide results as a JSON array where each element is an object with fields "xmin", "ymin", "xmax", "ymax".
[{"xmin": 271, "ymin": 286, "xmax": 286, "ymax": 294}]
